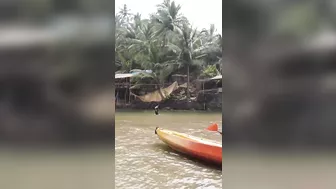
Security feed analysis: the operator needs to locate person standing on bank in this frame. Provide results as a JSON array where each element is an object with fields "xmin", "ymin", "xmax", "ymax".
[{"xmin": 154, "ymin": 105, "xmax": 159, "ymax": 115}]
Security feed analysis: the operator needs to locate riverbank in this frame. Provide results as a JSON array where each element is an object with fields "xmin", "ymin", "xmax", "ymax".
[{"xmin": 115, "ymin": 99, "xmax": 222, "ymax": 111}]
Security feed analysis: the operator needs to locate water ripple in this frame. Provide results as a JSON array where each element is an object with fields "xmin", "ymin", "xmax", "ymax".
[{"xmin": 115, "ymin": 112, "xmax": 222, "ymax": 188}]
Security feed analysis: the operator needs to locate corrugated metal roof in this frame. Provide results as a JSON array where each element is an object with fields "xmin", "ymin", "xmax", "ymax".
[
  {"xmin": 211, "ymin": 75, "xmax": 222, "ymax": 80},
  {"xmin": 115, "ymin": 73, "xmax": 134, "ymax": 79},
  {"xmin": 115, "ymin": 70, "xmax": 153, "ymax": 79}
]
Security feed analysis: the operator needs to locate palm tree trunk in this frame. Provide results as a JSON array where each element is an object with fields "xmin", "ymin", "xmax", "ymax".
[
  {"xmin": 187, "ymin": 65, "xmax": 190, "ymax": 102},
  {"xmin": 155, "ymin": 77, "xmax": 165, "ymax": 101},
  {"xmin": 162, "ymin": 33, "xmax": 166, "ymax": 47}
]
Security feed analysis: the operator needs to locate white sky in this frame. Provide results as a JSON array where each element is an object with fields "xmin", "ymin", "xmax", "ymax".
[{"xmin": 115, "ymin": 0, "xmax": 222, "ymax": 34}]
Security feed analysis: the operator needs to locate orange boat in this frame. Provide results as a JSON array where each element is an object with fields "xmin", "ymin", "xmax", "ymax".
[{"xmin": 155, "ymin": 127, "xmax": 222, "ymax": 165}]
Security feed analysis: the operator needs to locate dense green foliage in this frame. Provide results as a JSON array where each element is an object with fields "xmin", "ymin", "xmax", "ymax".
[{"xmin": 115, "ymin": 0, "xmax": 222, "ymax": 89}]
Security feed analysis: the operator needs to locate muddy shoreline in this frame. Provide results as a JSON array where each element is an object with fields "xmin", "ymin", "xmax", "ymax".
[{"xmin": 115, "ymin": 99, "xmax": 222, "ymax": 111}]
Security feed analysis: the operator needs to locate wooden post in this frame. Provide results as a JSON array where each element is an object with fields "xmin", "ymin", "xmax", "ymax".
[
  {"xmin": 129, "ymin": 83, "xmax": 131, "ymax": 104},
  {"xmin": 203, "ymin": 81, "xmax": 205, "ymax": 110},
  {"xmin": 124, "ymin": 78, "xmax": 127, "ymax": 105},
  {"xmin": 116, "ymin": 89, "xmax": 118, "ymax": 105}
]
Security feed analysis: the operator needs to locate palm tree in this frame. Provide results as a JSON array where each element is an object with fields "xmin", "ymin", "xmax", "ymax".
[
  {"xmin": 152, "ymin": 0, "xmax": 189, "ymax": 47},
  {"xmin": 131, "ymin": 43, "xmax": 178, "ymax": 100},
  {"xmin": 115, "ymin": 1, "xmax": 223, "ymax": 103},
  {"xmin": 166, "ymin": 23, "xmax": 222, "ymax": 101},
  {"xmin": 116, "ymin": 13, "xmax": 148, "ymax": 73},
  {"xmin": 117, "ymin": 4, "xmax": 133, "ymax": 26},
  {"xmin": 199, "ymin": 24, "xmax": 222, "ymax": 70},
  {"xmin": 122, "ymin": 17, "xmax": 178, "ymax": 100},
  {"xmin": 163, "ymin": 24, "xmax": 204, "ymax": 101}
]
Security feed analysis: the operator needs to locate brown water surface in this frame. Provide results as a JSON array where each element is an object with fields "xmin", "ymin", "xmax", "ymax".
[{"xmin": 115, "ymin": 111, "xmax": 222, "ymax": 189}]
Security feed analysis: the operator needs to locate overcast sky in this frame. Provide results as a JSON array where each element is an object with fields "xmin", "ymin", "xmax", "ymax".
[{"xmin": 115, "ymin": 0, "xmax": 222, "ymax": 34}]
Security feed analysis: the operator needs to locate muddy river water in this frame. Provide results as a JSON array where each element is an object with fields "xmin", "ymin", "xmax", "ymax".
[{"xmin": 115, "ymin": 111, "xmax": 222, "ymax": 189}]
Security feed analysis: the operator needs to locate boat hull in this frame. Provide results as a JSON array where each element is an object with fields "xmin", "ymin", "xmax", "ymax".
[{"xmin": 155, "ymin": 127, "xmax": 222, "ymax": 165}]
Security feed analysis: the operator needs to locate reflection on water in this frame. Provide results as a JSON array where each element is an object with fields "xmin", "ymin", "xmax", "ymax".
[{"xmin": 115, "ymin": 111, "xmax": 222, "ymax": 189}]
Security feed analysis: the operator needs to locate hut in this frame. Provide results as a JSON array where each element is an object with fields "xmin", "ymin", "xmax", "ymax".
[
  {"xmin": 195, "ymin": 75, "xmax": 222, "ymax": 109},
  {"xmin": 115, "ymin": 73, "xmax": 133, "ymax": 105},
  {"xmin": 115, "ymin": 70, "xmax": 153, "ymax": 105}
]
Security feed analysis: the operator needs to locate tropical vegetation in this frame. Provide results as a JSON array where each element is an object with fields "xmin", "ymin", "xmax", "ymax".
[{"xmin": 115, "ymin": 0, "xmax": 222, "ymax": 101}]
